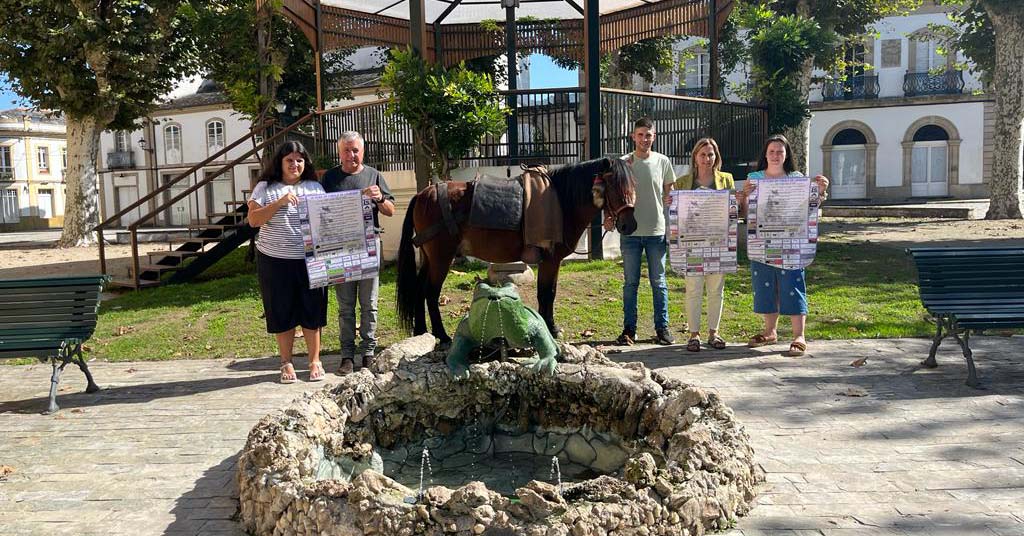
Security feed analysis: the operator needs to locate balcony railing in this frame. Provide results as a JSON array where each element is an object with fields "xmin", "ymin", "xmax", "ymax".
[
  {"xmin": 822, "ymin": 75, "xmax": 880, "ymax": 101},
  {"xmin": 0, "ymin": 170, "xmax": 13, "ymax": 181},
  {"xmin": 903, "ymin": 70, "xmax": 965, "ymax": 97},
  {"xmin": 107, "ymin": 150, "xmax": 136, "ymax": 169}
]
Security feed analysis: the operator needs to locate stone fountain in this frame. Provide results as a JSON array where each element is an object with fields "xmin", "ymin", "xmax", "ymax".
[{"xmin": 238, "ymin": 335, "xmax": 763, "ymax": 535}]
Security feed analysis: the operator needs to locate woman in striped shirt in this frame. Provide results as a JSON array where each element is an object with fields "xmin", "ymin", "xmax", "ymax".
[{"xmin": 247, "ymin": 141, "xmax": 327, "ymax": 383}]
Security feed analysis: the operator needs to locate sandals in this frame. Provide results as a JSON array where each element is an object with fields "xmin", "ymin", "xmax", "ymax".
[
  {"xmin": 280, "ymin": 363, "xmax": 297, "ymax": 384},
  {"xmin": 709, "ymin": 335, "xmax": 727, "ymax": 350},
  {"xmin": 747, "ymin": 333, "xmax": 778, "ymax": 348},
  {"xmin": 686, "ymin": 337, "xmax": 701, "ymax": 352},
  {"xmin": 337, "ymin": 357, "xmax": 355, "ymax": 375},
  {"xmin": 785, "ymin": 341, "xmax": 807, "ymax": 357},
  {"xmin": 309, "ymin": 361, "xmax": 326, "ymax": 382}
]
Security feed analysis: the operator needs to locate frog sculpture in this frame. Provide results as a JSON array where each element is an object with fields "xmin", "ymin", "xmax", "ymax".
[{"xmin": 447, "ymin": 281, "xmax": 559, "ymax": 378}]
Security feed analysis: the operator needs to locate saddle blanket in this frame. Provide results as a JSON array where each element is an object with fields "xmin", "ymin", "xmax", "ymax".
[{"xmin": 468, "ymin": 176, "xmax": 523, "ymax": 231}]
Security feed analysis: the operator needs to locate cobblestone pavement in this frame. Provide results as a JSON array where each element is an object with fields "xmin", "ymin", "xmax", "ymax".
[{"xmin": 1, "ymin": 337, "xmax": 1023, "ymax": 536}]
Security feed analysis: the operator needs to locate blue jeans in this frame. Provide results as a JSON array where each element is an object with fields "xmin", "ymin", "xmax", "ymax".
[{"xmin": 621, "ymin": 234, "xmax": 670, "ymax": 331}]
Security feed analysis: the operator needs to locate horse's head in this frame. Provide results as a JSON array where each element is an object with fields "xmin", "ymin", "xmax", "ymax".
[{"xmin": 592, "ymin": 157, "xmax": 637, "ymax": 235}]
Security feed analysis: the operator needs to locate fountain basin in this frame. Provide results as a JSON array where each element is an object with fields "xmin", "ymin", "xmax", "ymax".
[{"xmin": 238, "ymin": 336, "xmax": 763, "ymax": 535}]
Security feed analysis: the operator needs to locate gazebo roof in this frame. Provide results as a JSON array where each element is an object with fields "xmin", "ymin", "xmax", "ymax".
[
  {"xmin": 273, "ymin": 0, "xmax": 732, "ymax": 65},
  {"xmin": 321, "ymin": 0, "xmax": 648, "ymax": 24}
]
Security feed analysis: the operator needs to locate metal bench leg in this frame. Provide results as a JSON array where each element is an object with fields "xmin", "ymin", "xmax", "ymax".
[
  {"xmin": 45, "ymin": 359, "xmax": 70, "ymax": 415},
  {"xmin": 953, "ymin": 329, "xmax": 979, "ymax": 388},
  {"xmin": 922, "ymin": 316, "xmax": 947, "ymax": 368},
  {"xmin": 72, "ymin": 344, "xmax": 100, "ymax": 394}
]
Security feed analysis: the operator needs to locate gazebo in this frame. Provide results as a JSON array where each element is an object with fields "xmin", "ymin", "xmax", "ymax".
[
  {"xmin": 96, "ymin": 0, "xmax": 767, "ymax": 287},
  {"xmin": 264, "ymin": 0, "xmax": 764, "ymax": 257}
]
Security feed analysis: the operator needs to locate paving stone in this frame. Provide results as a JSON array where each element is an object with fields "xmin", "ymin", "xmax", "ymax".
[{"xmin": 2, "ymin": 338, "xmax": 1023, "ymax": 535}]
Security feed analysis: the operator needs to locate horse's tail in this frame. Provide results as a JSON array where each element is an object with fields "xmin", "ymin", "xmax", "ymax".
[{"xmin": 396, "ymin": 194, "xmax": 420, "ymax": 331}]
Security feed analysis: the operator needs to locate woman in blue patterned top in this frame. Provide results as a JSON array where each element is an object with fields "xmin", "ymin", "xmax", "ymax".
[
  {"xmin": 247, "ymin": 141, "xmax": 327, "ymax": 383},
  {"xmin": 738, "ymin": 134, "xmax": 829, "ymax": 357}
]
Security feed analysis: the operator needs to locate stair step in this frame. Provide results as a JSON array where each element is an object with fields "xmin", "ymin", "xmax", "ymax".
[
  {"xmin": 147, "ymin": 250, "xmax": 200, "ymax": 259},
  {"xmin": 224, "ymin": 201, "xmax": 247, "ymax": 208},
  {"xmin": 139, "ymin": 263, "xmax": 183, "ymax": 273},
  {"xmin": 207, "ymin": 212, "xmax": 245, "ymax": 219},
  {"xmin": 181, "ymin": 237, "xmax": 223, "ymax": 248},
  {"xmin": 189, "ymin": 223, "xmax": 242, "ymax": 232},
  {"xmin": 108, "ymin": 278, "xmax": 163, "ymax": 289}
]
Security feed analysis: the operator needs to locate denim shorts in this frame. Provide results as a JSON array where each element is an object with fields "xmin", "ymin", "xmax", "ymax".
[{"xmin": 751, "ymin": 261, "xmax": 808, "ymax": 315}]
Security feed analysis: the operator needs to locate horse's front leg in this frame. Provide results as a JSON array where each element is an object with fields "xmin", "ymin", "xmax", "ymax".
[{"xmin": 537, "ymin": 259, "xmax": 562, "ymax": 339}]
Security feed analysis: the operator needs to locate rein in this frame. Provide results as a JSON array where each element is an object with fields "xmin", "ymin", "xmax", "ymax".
[{"xmin": 572, "ymin": 174, "xmax": 633, "ymax": 256}]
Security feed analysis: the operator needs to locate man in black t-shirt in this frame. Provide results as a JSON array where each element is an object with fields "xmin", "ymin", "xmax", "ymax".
[{"xmin": 322, "ymin": 131, "xmax": 396, "ymax": 374}]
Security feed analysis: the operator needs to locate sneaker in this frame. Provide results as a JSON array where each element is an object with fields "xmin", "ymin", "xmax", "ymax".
[
  {"xmin": 654, "ymin": 328, "xmax": 676, "ymax": 345},
  {"xmin": 615, "ymin": 329, "xmax": 636, "ymax": 346}
]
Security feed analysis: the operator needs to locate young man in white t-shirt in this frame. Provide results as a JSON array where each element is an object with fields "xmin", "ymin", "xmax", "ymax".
[{"xmin": 611, "ymin": 117, "xmax": 676, "ymax": 346}]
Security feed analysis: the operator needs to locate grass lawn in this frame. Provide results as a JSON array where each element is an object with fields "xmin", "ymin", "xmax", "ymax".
[{"xmin": 80, "ymin": 240, "xmax": 934, "ymax": 362}]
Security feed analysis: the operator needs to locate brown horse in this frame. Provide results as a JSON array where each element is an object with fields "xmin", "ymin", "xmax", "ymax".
[{"xmin": 396, "ymin": 157, "xmax": 637, "ymax": 343}]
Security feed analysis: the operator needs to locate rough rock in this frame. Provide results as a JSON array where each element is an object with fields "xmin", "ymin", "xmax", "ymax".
[{"xmin": 238, "ymin": 339, "xmax": 764, "ymax": 536}]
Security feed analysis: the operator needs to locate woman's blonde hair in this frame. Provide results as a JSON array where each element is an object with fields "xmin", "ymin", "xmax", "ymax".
[{"xmin": 690, "ymin": 137, "xmax": 723, "ymax": 173}]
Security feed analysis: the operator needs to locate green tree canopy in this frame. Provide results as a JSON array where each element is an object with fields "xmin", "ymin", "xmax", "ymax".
[
  {"xmin": 0, "ymin": 0, "xmax": 209, "ymax": 246},
  {"xmin": 381, "ymin": 47, "xmax": 508, "ymax": 181}
]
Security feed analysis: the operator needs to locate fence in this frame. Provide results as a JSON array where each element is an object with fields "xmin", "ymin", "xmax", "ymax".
[{"xmin": 313, "ymin": 88, "xmax": 767, "ymax": 179}]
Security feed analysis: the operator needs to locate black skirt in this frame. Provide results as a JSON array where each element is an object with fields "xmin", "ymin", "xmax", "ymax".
[{"xmin": 255, "ymin": 251, "xmax": 328, "ymax": 333}]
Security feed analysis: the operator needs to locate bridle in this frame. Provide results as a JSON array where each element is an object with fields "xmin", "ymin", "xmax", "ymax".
[
  {"xmin": 595, "ymin": 171, "xmax": 636, "ymax": 227},
  {"xmin": 572, "ymin": 170, "xmax": 636, "ymax": 255}
]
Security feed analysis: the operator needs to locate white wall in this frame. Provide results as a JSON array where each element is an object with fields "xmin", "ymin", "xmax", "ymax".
[{"xmin": 809, "ymin": 101, "xmax": 986, "ymax": 187}]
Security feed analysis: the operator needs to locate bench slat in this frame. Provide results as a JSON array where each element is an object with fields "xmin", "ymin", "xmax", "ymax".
[{"xmin": 0, "ymin": 275, "xmax": 107, "ymax": 289}]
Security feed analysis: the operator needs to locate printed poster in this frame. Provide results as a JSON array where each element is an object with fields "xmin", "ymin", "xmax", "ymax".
[
  {"xmin": 668, "ymin": 189, "xmax": 739, "ymax": 275},
  {"xmin": 746, "ymin": 176, "xmax": 819, "ymax": 269},
  {"xmin": 298, "ymin": 190, "xmax": 379, "ymax": 288}
]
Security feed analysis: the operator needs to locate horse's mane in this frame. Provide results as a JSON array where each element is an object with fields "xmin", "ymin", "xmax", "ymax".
[{"xmin": 548, "ymin": 157, "xmax": 621, "ymax": 216}]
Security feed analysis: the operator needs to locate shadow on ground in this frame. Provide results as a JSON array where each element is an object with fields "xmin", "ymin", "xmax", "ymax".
[
  {"xmin": 0, "ymin": 356, "xmax": 342, "ymax": 415},
  {"xmin": 166, "ymin": 454, "xmax": 245, "ymax": 536}
]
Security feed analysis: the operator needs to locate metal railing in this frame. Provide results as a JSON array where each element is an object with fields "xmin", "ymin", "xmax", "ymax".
[
  {"xmin": 313, "ymin": 88, "xmax": 766, "ymax": 176},
  {"xmin": 107, "ymin": 150, "xmax": 136, "ymax": 169},
  {"xmin": 903, "ymin": 70, "xmax": 964, "ymax": 97},
  {"xmin": 599, "ymin": 88, "xmax": 767, "ymax": 179},
  {"xmin": 318, "ymin": 101, "xmax": 414, "ymax": 171},
  {"xmin": 822, "ymin": 75, "xmax": 880, "ymax": 101}
]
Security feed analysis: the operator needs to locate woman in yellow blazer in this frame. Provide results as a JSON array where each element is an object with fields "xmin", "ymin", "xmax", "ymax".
[{"xmin": 664, "ymin": 137, "xmax": 735, "ymax": 352}]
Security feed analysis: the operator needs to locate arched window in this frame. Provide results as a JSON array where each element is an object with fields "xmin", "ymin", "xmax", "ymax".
[
  {"xmin": 206, "ymin": 120, "xmax": 225, "ymax": 157},
  {"xmin": 164, "ymin": 124, "xmax": 182, "ymax": 165},
  {"xmin": 114, "ymin": 131, "xmax": 129, "ymax": 152},
  {"xmin": 911, "ymin": 125, "xmax": 949, "ymax": 197},
  {"xmin": 829, "ymin": 129, "xmax": 868, "ymax": 199}
]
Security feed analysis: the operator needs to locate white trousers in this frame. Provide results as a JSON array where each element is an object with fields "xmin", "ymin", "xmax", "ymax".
[{"xmin": 684, "ymin": 273, "xmax": 726, "ymax": 334}]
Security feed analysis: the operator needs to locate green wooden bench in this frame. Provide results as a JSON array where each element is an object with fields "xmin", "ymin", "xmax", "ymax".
[
  {"xmin": 907, "ymin": 246, "xmax": 1024, "ymax": 387},
  {"xmin": 0, "ymin": 275, "xmax": 109, "ymax": 413}
]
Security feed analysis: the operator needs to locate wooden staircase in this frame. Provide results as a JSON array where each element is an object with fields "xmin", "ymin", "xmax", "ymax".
[
  {"xmin": 106, "ymin": 199, "xmax": 256, "ymax": 289},
  {"xmin": 95, "ymin": 113, "xmax": 319, "ymax": 290}
]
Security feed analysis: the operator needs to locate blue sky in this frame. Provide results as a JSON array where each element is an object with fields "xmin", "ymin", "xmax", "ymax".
[
  {"xmin": 527, "ymin": 54, "xmax": 579, "ymax": 89},
  {"xmin": 0, "ymin": 76, "xmax": 26, "ymax": 110}
]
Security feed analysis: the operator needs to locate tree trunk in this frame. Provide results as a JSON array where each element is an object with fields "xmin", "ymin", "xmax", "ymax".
[
  {"xmin": 58, "ymin": 116, "xmax": 104, "ymax": 247},
  {"xmin": 784, "ymin": 0, "xmax": 814, "ymax": 174},
  {"xmin": 983, "ymin": 2, "xmax": 1024, "ymax": 220},
  {"xmin": 783, "ymin": 57, "xmax": 814, "ymax": 174}
]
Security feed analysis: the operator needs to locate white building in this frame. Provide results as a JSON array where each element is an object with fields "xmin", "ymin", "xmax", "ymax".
[
  {"xmin": 0, "ymin": 109, "xmax": 67, "ymax": 231},
  {"xmin": 807, "ymin": 2, "xmax": 989, "ymax": 201},
  {"xmin": 97, "ymin": 81, "xmax": 262, "ymax": 228},
  {"xmin": 649, "ymin": 2, "xmax": 989, "ymax": 201}
]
